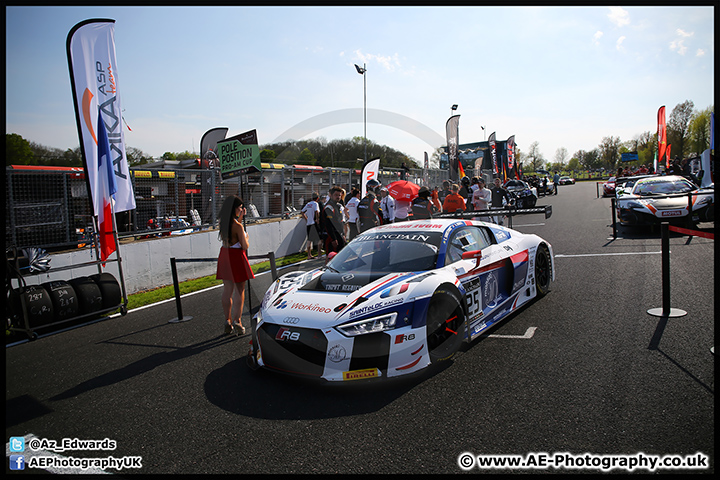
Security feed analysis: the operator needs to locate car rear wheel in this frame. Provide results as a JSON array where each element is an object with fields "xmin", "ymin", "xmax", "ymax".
[
  {"xmin": 535, "ymin": 244, "xmax": 552, "ymax": 297},
  {"xmin": 426, "ymin": 288, "xmax": 465, "ymax": 363}
]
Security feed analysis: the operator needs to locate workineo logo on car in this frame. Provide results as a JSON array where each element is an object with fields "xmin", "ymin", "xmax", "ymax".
[{"xmin": 290, "ymin": 302, "xmax": 332, "ymax": 314}]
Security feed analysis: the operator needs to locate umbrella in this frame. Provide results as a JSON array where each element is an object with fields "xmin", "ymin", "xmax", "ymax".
[{"xmin": 387, "ymin": 180, "xmax": 420, "ymax": 201}]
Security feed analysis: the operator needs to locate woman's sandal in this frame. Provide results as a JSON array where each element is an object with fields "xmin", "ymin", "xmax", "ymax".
[{"xmin": 232, "ymin": 322, "xmax": 246, "ymax": 336}]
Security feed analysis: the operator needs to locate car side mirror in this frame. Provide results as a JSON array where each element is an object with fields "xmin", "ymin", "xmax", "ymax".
[{"xmin": 461, "ymin": 249, "xmax": 483, "ymax": 270}]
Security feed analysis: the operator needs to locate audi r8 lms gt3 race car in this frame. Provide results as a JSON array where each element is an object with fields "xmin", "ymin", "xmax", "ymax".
[
  {"xmin": 559, "ymin": 176, "xmax": 575, "ymax": 185},
  {"xmin": 250, "ymin": 219, "xmax": 555, "ymax": 382},
  {"xmin": 615, "ymin": 175, "xmax": 714, "ymax": 226}
]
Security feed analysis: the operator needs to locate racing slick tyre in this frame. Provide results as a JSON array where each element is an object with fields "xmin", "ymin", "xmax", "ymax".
[
  {"xmin": 426, "ymin": 288, "xmax": 465, "ymax": 363},
  {"xmin": 535, "ymin": 244, "xmax": 552, "ymax": 297},
  {"xmin": 90, "ymin": 273, "xmax": 121, "ymax": 310}
]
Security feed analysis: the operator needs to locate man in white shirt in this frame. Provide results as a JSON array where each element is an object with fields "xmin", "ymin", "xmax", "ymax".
[
  {"xmin": 379, "ymin": 188, "xmax": 395, "ymax": 224},
  {"xmin": 301, "ymin": 192, "xmax": 321, "ymax": 259},
  {"xmin": 345, "ymin": 189, "xmax": 361, "ymax": 240},
  {"xmin": 472, "ymin": 178, "xmax": 492, "ymax": 222}
]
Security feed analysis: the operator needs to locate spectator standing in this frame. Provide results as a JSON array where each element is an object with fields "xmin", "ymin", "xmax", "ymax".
[
  {"xmin": 471, "ymin": 178, "xmax": 492, "ymax": 221},
  {"xmin": 442, "ymin": 183, "xmax": 467, "ymax": 214},
  {"xmin": 379, "ymin": 187, "xmax": 395, "ymax": 224},
  {"xmin": 394, "ymin": 199, "xmax": 410, "ymax": 222},
  {"xmin": 300, "ymin": 192, "xmax": 322, "ymax": 259},
  {"xmin": 553, "ymin": 171, "xmax": 560, "ymax": 195},
  {"xmin": 438, "ymin": 180, "xmax": 451, "ymax": 206},
  {"xmin": 321, "ymin": 186, "xmax": 346, "ymax": 259},
  {"xmin": 490, "ymin": 178, "xmax": 512, "ymax": 224},
  {"xmin": 357, "ymin": 191, "xmax": 380, "ymax": 233},
  {"xmin": 411, "ymin": 186, "xmax": 434, "ymax": 219},
  {"xmin": 345, "ymin": 188, "xmax": 361, "ymax": 241}
]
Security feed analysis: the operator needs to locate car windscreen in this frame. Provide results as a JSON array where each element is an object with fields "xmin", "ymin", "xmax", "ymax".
[
  {"xmin": 633, "ymin": 178, "xmax": 695, "ymax": 196},
  {"xmin": 327, "ymin": 231, "xmax": 442, "ymax": 274}
]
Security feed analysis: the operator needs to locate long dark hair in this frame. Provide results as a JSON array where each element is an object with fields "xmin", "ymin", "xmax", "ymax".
[{"xmin": 218, "ymin": 195, "xmax": 244, "ymax": 243}]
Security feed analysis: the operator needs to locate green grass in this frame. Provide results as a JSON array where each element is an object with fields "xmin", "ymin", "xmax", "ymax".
[{"xmin": 125, "ymin": 252, "xmax": 309, "ymax": 310}]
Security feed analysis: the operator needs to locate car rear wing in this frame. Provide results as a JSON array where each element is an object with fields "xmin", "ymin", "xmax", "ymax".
[{"xmin": 436, "ymin": 205, "xmax": 552, "ymax": 228}]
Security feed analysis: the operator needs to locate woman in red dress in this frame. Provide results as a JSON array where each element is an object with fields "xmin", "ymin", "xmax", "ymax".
[{"xmin": 216, "ymin": 196, "xmax": 254, "ymax": 335}]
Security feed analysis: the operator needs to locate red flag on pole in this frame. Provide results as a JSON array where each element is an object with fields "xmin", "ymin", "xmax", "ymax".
[
  {"xmin": 666, "ymin": 144, "xmax": 672, "ymax": 169},
  {"xmin": 657, "ymin": 106, "xmax": 666, "ymax": 168},
  {"xmin": 97, "ymin": 111, "xmax": 118, "ymax": 262}
]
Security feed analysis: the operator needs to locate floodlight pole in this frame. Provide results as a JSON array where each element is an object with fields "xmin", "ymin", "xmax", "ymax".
[{"xmin": 355, "ymin": 63, "xmax": 367, "ymax": 164}]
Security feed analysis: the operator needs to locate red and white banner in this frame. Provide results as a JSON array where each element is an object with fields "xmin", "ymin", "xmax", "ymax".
[
  {"xmin": 67, "ymin": 19, "xmax": 135, "ymax": 220},
  {"xmin": 96, "ymin": 111, "xmax": 117, "ymax": 262},
  {"xmin": 361, "ymin": 158, "xmax": 380, "ymax": 198}
]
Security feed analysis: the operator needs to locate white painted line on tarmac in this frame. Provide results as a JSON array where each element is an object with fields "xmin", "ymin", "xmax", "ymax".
[
  {"xmin": 482, "ymin": 326, "xmax": 537, "ymax": 339},
  {"xmin": 555, "ymin": 251, "xmax": 663, "ymax": 258}
]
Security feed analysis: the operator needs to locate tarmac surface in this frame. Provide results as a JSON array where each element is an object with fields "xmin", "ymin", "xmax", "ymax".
[{"xmin": 5, "ymin": 180, "xmax": 714, "ymax": 474}]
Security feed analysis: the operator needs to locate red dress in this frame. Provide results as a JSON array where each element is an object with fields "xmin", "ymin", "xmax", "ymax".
[{"xmin": 216, "ymin": 246, "xmax": 255, "ymax": 282}]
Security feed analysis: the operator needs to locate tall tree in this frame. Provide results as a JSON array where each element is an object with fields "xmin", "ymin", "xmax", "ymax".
[
  {"xmin": 6, "ymin": 133, "xmax": 34, "ymax": 165},
  {"xmin": 686, "ymin": 106, "xmax": 713, "ymax": 155},
  {"xmin": 599, "ymin": 136, "xmax": 621, "ymax": 171},
  {"xmin": 667, "ymin": 100, "xmax": 694, "ymax": 159}
]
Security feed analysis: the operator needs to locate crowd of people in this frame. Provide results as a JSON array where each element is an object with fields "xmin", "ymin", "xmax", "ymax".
[{"xmin": 297, "ymin": 175, "xmax": 522, "ymax": 264}]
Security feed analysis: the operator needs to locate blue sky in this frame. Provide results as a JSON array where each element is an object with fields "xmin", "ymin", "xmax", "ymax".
[{"xmin": 5, "ymin": 6, "xmax": 714, "ymax": 165}]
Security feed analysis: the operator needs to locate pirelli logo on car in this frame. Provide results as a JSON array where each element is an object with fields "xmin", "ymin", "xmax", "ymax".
[{"xmin": 342, "ymin": 368, "xmax": 379, "ymax": 381}]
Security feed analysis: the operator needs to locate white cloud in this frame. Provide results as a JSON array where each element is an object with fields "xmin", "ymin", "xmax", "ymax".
[
  {"xmin": 616, "ymin": 36, "xmax": 626, "ymax": 51},
  {"xmin": 669, "ymin": 29, "xmax": 694, "ymax": 55},
  {"xmin": 696, "ymin": 49, "xmax": 705, "ymax": 57},
  {"xmin": 607, "ymin": 7, "xmax": 630, "ymax": 27},
  {"xmin": 593, "ymin": 30, "xmax": 603, "ymax": 45},
  {"xmin": 354, "ymin": 50, "xmax": 402, "ymax": 72}
]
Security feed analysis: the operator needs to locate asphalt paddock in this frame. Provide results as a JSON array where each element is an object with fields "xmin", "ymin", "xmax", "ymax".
[{"xmin": 5, "ymin": 180, "xmax": 714, "ymax": 474}]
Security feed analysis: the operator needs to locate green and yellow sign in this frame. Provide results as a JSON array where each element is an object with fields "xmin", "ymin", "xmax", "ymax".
[{"xmin": 217, "ymin": 129, "xmax": 262, "ymax": 179}]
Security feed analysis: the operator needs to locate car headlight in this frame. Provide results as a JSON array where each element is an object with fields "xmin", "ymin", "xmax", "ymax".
[
  {"xmin": 625, "ymin": 200, "xmax": 645, "ymax": 209},
  {"xmin": 696, "ymin": 196, "xmax": 712, "ymax": 206},
  {"xmin": 336, "ymin": 312, "xmax": 397, "ymax": 337}
]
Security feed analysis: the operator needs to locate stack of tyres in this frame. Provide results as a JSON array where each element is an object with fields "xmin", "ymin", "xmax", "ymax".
[
  {"xmin": 41, "ymin": 280, "xmax": 79, "ymax": 322},
  {"xmin": 68, "ymin": 276, "xmax": 104, "ymax": 315},
  {"xmin": 90, "ymin": 272, "xmax": 121, "ymax": 310},
  {"xmin": 8, "ymin": 285, "xmax": 54, "ymax": 328}
]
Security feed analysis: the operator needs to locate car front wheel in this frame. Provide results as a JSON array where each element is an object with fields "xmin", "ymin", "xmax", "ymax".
[
  {"xmin": 535, "ymin": 244, "xmax": 552, "ymax": 297},
  {"xmin": 426, "ymin": 288, "xmax": 465, "ymax": 363}
]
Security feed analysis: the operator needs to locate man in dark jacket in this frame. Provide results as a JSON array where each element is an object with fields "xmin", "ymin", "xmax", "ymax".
[
  {"xmin": 411, "ymin": 186, "xmax": 434, "ymax": 219},
  {"xmin": 322, "ymin": 186, "xmax": 346, "ymax": 256},
  {"xmin": 357, "ymin": 191, "xmax": 380, "ymax": 233}
]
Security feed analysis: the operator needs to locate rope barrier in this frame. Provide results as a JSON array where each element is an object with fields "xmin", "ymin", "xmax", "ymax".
[{"xmin": 668, "ymin": 225, "xmax": 715, "ymax": 239}]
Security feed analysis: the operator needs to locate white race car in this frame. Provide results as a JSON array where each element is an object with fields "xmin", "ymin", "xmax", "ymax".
[
  {"xmin": 616, "ymin": 175, "xmax": 714, "ymax": 226},
  {"xmin": 249, "ymin": 219, "xmax": 554, "ymax": 382}
]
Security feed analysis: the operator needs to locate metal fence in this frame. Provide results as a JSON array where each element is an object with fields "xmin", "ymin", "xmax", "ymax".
[{"xmin": 5, "ymin": 165, "xmax": 450, "ymax": 252}]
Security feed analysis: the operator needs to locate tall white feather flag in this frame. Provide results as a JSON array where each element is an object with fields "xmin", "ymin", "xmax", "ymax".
[{"xmin": 67, "ymin": 19, "xmax": 135, "ymax": 220}]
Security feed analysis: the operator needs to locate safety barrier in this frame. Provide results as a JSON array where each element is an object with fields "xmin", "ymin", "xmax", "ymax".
[
  {"xmin": 167, "ymin": 252, "xmax": 278, "ymax": 323},
  {"xmin": 647, "ymin": 223, "xmax": 714, "ymax": 319}
]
